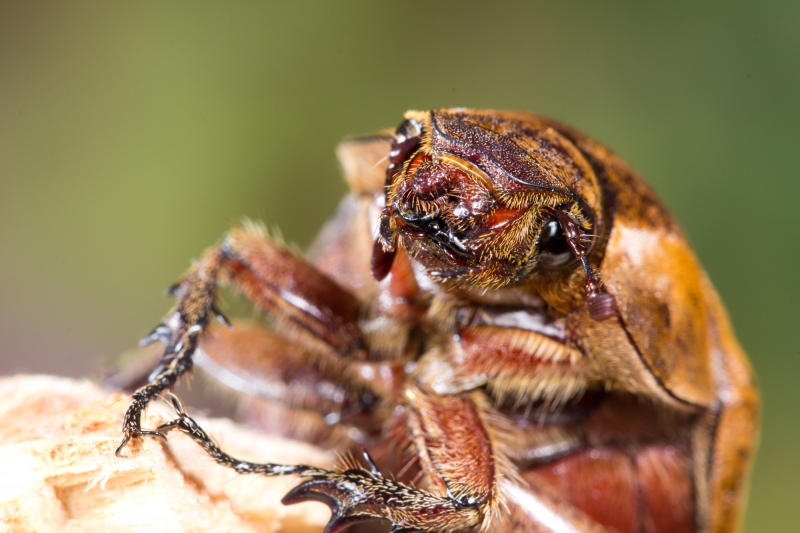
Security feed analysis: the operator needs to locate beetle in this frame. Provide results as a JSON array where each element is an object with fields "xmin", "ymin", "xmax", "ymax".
[{"xmin": 117, "ymin": 109, "xmax": 759, "ymax": 532}]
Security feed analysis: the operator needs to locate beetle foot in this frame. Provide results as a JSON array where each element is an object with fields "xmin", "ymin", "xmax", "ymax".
[
  {"xmin": 283, "ymin": 470, "xmax": 409, "ymax": 533},
  {"xmin": 115, "ymin": 390, "xmax": 169, "ymax": 457},
  {"xmin": 151, "ymin": 395, "xmax": 479, "ymax": 532},
  {"xmin": 283, "ymin": 472, "xmax": 384, "ymax": 533},
  {"xmin": 116, "ymin": 334, "xmax": 196, "ymax": 457},
  {"xmin": 156, "ymin": 397, "xmax": 326, "ymax": 478}
]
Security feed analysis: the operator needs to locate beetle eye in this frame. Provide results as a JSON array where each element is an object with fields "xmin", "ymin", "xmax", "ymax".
[{"xmin": 538, "ymin": 218, "xmax": 574, "ymax": 268}]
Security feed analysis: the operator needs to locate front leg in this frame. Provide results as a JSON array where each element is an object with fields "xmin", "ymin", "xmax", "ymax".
[
  {"xmin": 286, "ymin": 389, "xmax": 498, "ymax": 532},
  {"xmin": 160, "ymin": 392, "xmax": 488, "ymax": 532},
  {"xmin": 117, "ymin": 224, "xmax": 364, "ymax": 455},
  {"xmin": 156, "ymin": 395, "xmax": 477, "ymax": 533}
]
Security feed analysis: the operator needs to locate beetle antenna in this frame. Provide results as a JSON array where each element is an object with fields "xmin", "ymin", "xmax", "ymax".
[{"xmin": 555, "ymin": 210, "xmax": 617, "ymax": 322}]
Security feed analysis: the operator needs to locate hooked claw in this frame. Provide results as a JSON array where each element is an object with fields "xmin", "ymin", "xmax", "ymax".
[
  {"xmin": 282, "ymin": 466, "xmax": 466, "ymax": 533},
  {"xmin": 282, "ymin": 473, "xmax": 384, "ymax": 533},
  {"xmin": 115, "ymin": 428, "xmax": 167, "ymax": 458}
]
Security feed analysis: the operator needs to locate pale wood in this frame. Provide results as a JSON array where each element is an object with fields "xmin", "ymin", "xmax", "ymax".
[{"xmin": 0, "ymin": 375, "xmax": 334, "ymax": 533}]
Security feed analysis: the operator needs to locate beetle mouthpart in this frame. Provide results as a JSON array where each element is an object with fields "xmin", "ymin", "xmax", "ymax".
[
  {"xmin": 395, "ymin": 207, "xmax": 473, "ymax": 261},
  {"xmin": 387, "ymin": 154, "xmax": 496, "ymax": 269}
]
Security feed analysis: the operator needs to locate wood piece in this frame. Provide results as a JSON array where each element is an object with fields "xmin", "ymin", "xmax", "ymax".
[{"xmin": 0, "ymin": 375, "xmax": 333, "ymax": 533}]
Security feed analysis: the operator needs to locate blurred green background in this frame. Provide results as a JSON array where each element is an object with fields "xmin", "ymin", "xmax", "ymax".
[{"xmin": 1, "ymin": 1, "xmax": 797, "ymax": 530}]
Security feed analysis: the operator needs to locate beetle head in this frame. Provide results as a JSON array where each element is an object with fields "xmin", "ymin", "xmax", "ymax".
[{"xmin": 373, "ymin": 109, "xmax": 615, "ymax": 319}]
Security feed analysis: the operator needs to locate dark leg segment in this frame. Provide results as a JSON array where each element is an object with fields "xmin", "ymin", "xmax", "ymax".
[{"xmin": 117, "ymin": 248, "xmax": 225, "ymax": 455}]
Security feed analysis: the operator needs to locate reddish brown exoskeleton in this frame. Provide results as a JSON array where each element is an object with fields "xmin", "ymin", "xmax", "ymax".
[{"xmin": 117, "ymin": 110, "xmax": 759, "ymax": 532}]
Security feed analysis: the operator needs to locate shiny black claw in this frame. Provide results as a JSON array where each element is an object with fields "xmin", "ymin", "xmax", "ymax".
[
  {"xmin": 281, "ymin": 467, "xmax": 459, "ymax": 533},
  {"xmin": 115, "ymin": 428, "xmax": 167, "ymax": 457},
  {"xmin": 282, "ymin": 473, "xmax": 386, "ymax": 533},
  {"xmin": 283, "ymin": 488, "xmax": 367, "ymax": 533}
]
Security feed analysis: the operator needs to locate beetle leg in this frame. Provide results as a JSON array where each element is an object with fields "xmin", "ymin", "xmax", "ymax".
[
  {"xmin": 155, "ymin": 399, "xmax": 480, "ymax": 533},
  {"xmin": 288, "ymin": 388, "xmax": 596, "ymax": 532},
  {"xmin": 155, "ymin": 387, "xmax": 491, "ymax": 531},
  {"xmin": 196, "ymin": 322, "xmax": 379, "ymax": 447},
  {"xmin": 156, "ymin": 373, "xmax": 607, "ymax": 532},
  {"xmin": 268, "ymin": 388, "xmax": 498, "ymax": 532},
  {"xmin": 117, "ymin": 224, "xmax": 365, "ymax": 455},
  {"xmin": 155, "ymin": 400, "xmax": 327, "ymax": 478}
]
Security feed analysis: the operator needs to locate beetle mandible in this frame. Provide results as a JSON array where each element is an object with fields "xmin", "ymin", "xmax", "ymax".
[{"xmin": 117, "ymin": 109, "xmax": 759, "ymax": 533}]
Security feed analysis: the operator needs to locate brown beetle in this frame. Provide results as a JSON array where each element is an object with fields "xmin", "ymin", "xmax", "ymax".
[{"xmin": 117, "ymin": 109, "xmax": 759, "ymax": 532}]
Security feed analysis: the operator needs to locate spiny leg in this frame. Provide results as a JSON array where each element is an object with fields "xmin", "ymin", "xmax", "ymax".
[
  {"xmin": 156, "ymin": 394, "xmax": 324, "ymax": 477},
  {"xmin": 150, "ymin": 388, "xmax": 493, "ymax": 532},
  {"xmin": 274, "ymin": 387, "xmax": 509, "ymax": 532},
  {"xmin": 156, "ymin": 395, "xmax": 472, "ymax": 533},
  {"xmin": 117, "ymin": 225, "xmax": 364, "ymax": 456},
  {"xmin": 272, "ymin": 387, "xmax": 501, "ymax": 531}
]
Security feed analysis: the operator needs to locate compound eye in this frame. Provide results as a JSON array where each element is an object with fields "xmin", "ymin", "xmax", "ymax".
[
  {"xmin": 389, "ymin": 119, "xmax": 422, "ymax": 166},
  {"xmin": 538, "ymin": 218, "xmax": 574, "ymax": 268}
]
